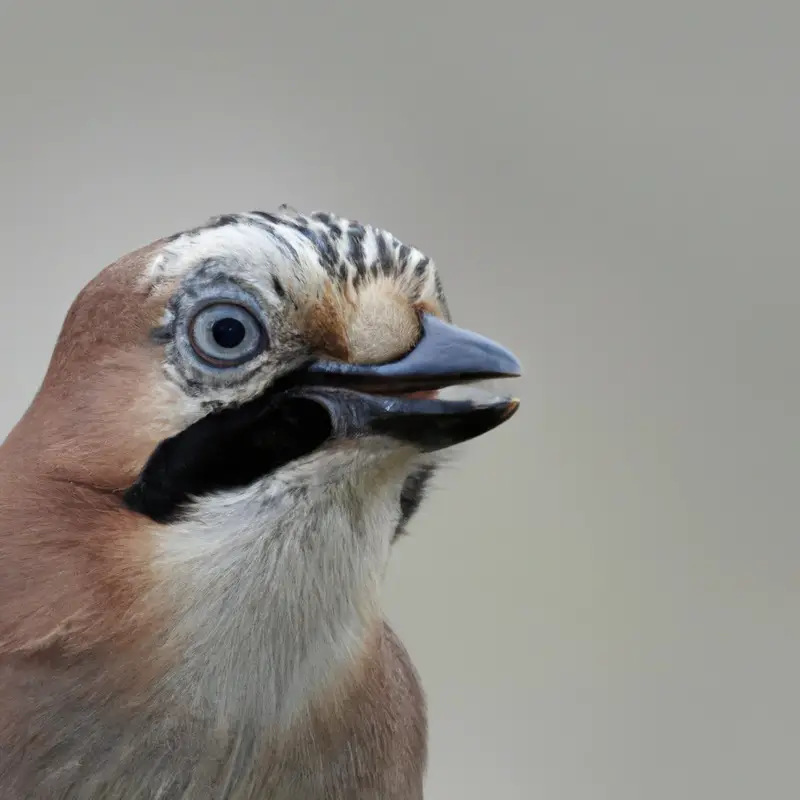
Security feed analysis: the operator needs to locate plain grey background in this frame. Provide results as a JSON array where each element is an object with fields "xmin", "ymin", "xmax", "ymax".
[{"xmin": 1, "ymin": 1, "xmax": 798, "ymax": 797}]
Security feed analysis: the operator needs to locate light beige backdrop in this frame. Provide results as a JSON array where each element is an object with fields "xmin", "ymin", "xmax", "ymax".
[{"xmin": 1, "ymin": 2, "xmax": 798, "ymax": 798}]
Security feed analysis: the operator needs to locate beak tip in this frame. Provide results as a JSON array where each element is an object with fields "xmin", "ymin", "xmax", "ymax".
[{"xmin": 500, "ymin": 397, "xmax": 521, "ymax": 421}]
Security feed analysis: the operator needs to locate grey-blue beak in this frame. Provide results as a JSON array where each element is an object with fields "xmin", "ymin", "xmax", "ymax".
[{"xmin": 293, "ymin": 314, "xmax": 522, "ymax": 451}]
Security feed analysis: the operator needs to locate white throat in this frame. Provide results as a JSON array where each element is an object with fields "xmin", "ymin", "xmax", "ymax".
[{"xmin": 151, "ymin": 442, "xmax": 419, "ymax": 731}]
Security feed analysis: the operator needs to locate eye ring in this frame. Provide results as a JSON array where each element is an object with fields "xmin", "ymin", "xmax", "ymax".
[{"xmin": 188, "ymin": 301, "xmax": 268, "ymax": 368}]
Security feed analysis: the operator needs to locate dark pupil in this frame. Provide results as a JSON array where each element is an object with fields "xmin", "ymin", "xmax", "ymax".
[{"xmin": 211, "ymin": 317, "xmax": 247, "ymax": 349}]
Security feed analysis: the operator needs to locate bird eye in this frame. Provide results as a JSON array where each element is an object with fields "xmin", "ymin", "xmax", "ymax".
[{"xmin": 189, "ymin": 302, "xmax": 267, "ymax": 367}]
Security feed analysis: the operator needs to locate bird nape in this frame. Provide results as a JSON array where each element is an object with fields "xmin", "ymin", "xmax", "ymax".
[{"xmin": 0, "ymin": 207, "xmax": 521, "ymax": 800}]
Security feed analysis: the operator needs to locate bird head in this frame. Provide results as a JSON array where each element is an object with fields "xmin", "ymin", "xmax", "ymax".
[{"xmin": 0, "ymin": 208, "xmax": 521, "ymax": 726}]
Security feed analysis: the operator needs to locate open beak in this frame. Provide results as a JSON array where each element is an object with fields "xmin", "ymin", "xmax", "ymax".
[{"xmin": 290, "ymin": 314, "xmax": 522, "ymax": 452}]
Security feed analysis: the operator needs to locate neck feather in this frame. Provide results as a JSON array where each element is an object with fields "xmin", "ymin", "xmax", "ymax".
[{"xmin": 151, "ymin": 451, "xmax": 410, "ymax": 731}]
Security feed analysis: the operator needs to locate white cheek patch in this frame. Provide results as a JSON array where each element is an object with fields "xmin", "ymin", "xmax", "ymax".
[{"xmin": 150, "ymin": 442, "xmax": 425, "ymax": 731}]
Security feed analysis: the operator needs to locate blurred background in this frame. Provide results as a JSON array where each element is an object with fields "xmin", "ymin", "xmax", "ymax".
[{"xmin": 1, "ymin": 1, "xmax": 798, "ymax": 797}]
